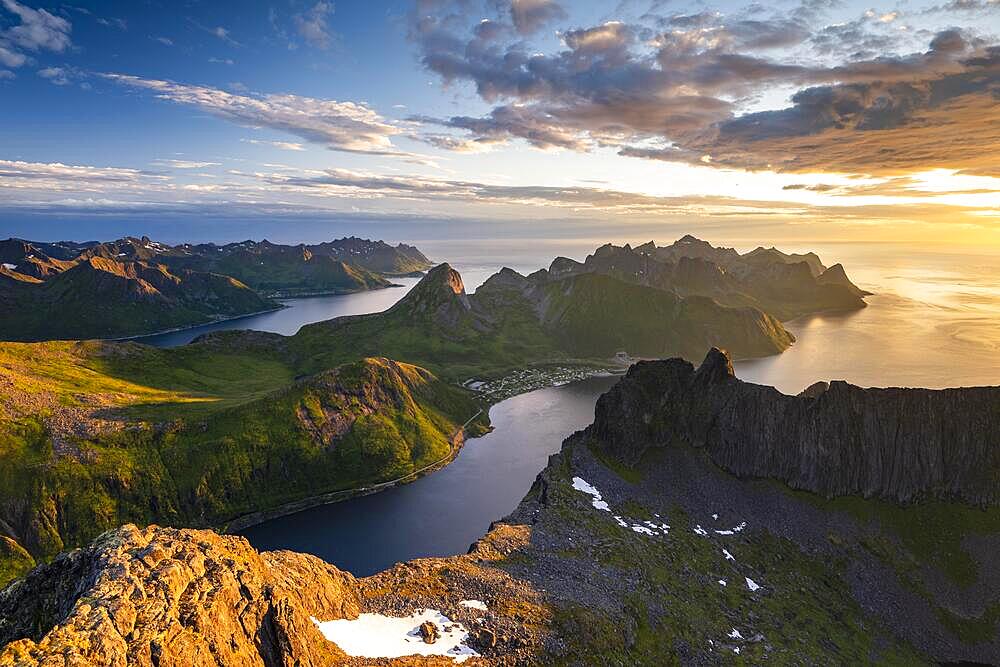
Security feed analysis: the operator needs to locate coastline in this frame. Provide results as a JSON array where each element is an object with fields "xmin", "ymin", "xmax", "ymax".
[
  {"xmin": 258, "ymin": 282, "xmax": 406, "ymax": 299},
  {"xmin": 221, "ymin": 366, "xmax": 629, "ymax": 534},
  {"xmin": 222, "ymin": 407, "xmax": 485, "ymax": 534},
  {"xmin": 108, "ymin": 305, "xmax": 289, "ymax": 343}
]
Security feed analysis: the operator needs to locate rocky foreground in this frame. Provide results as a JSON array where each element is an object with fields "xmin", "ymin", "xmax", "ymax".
[{"xmin": 1, "ymin": 350, "xmax": 997, "ymax": 665}]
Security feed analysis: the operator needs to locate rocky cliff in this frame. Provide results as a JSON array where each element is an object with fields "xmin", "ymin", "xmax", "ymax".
[{"xmin": 588, "ymin": 348, "xmax": 1000, "ymax": 506}]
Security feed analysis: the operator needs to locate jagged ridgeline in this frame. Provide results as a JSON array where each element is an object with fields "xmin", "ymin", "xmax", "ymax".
[
  {"xmin": 1, "ymin": 351, "xmax": 996, "ymax": 665},
  {"xmin": 0, "ymin": 236, "xmax": 434, "ymax": 341}
]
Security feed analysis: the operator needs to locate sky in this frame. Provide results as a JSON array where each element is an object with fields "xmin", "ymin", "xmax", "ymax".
[{"xmin": 0, "ymin": 0, "xmax": 998, "ymax": 246}]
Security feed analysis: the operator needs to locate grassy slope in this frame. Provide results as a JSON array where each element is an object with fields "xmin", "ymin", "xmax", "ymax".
[
  {"xmin": 0, "ymin": 341, "xmax": 484, "ymax": 587},
  {"xmin": 540, "ymin": 273, "xmax": 793, "ymax": 360},
  {"xmin": 0, "ymin": 270, "xmax": 794, "ymax": 586}
]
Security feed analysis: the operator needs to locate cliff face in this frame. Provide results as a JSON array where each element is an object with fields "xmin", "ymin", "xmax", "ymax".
[
  {"xmin": 588, "ymin": 348, "xmax": 1000, "ymax": 506},
  {"xmin": 3, "ymin": 358, "xmax": 998, "ymax": 664}
]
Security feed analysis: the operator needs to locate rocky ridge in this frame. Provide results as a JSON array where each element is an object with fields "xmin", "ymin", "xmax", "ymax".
[{"xmin": 587, "ymin": 348, "xmax": 1000, "ymax": 506}]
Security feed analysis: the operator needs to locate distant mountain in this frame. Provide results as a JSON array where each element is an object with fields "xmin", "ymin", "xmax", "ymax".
[
  {"xmin": 0, "ymin": 254, "xmax": 277, "ymax": 341},
  {"xmin": 78, "ymin": 236, "xmax": 429, "ymax": 296},
  {"xmin": 0, "ymin": 236, "xmax": 434, "ymax": 341},
  {"xmin": 285, "ymin": 262, "xmax": 794, "ymax": 379},
  {"xmin": 544, "ymin": 237, "xmax": 869, "ymax": 320}
]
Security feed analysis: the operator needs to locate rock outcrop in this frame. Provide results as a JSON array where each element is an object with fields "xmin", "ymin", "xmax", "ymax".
[
  {"xmin": 588, "ymin": 348, "xmax": 1000, "ymax": 506},
  {"xmin": 0, "ymin": 523, "xmax": 548, "ymax": 666},
  {"xmin": 0, "ymin": 525, "xmax": 359, "ymax": 666}
]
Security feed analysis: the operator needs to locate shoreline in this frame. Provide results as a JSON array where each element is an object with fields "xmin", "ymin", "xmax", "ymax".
[
  {"xmin": 221, "ymin": 366, "xmax": 628, "ymax": 534},
  {"xmin": 114, "ymin": 281, "xmax": 419, "ymax": 344},
  {"xmin": 110, "ymin": 305, "xmax": 288, "ymax": 343},
  {"xmin": 222, "ymin": 407, "xmax": 485, "ymax": 534},
  {"xmin": 222, "ymin": 367, "xmax": 629, "ymax": 534}
]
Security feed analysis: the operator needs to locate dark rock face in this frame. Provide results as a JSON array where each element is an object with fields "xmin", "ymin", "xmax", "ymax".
[{"xmin": 588, "ymin": 348, "xmax": 1000, "ymax": 506}]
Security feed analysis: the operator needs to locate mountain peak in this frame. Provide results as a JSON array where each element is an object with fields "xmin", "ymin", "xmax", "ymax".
[
  {"xmin": 390, "ymin": 263, "xmax": 471, "ymax": 325},
  {"xmin": 695, "ymin": 347, "xmax": 736, "ymax": 382}
]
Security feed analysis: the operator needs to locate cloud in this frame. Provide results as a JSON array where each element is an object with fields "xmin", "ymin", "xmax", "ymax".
[
  {"xmin": 154, "ymin": 36, "xmax": 174, "ymax": 46},
  {"xmin": 37, "ymin": 65, "xmax": 70, "ymax": 85},
  {"xmin": 0, "ymin": 159, "xmax": 162, "ymax": 189},
  {"xmin": 1, "ymin": 159, "xmax": 996, "ymax": 240},
  {"xmin": 96, "ymin": 17, "xmax": 127, "ymax": 31},
  {"xmin": 0, "ymin": 0, "xmax": 72, "ymax": 69},
  {"xmin": 510, "ymin": 0, "xmax": 567, "ymax": 35},
  {"xmin": 409, "ymin": 2, "xmax": 999, "ymax": 175},
  {"xmin": 923, "ymin": 0, "xmax": 1000, "ymax": 12},
  {"xmin": 294, "ymin": 2, "xmax": 335, "ymax": 49},
  {"xmin": 242, "ymin": 138, "xmax": 307, "ymax": 151},
  {"xmin": 101, "ymin": 73, "xmax": 408, "ymax": 156},
  {"xmin": 0, "ymin": 69, "xmax": 14, "ymax": 79},
  {"xmin": 665, "ymin": 42, "xmax": 1000, "ymax": 176},
  {"xmin": 151, "ymin": 159, "xmax": 221, "ymax": 169},
  {"xmin": 208, "ymin": 57, "xmax": 235, "ymax": 65}
]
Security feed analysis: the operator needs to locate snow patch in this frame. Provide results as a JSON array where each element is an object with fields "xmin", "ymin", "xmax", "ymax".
[
  {"xmin": 718, "ymin": 579, "xmax": 727, "ymax": 586},
  {"xmin": 312, "ymin": 609, "xmax": 479, "ymax": 663},
  {"xmin": 745, "ymin": 577, "xmax": 761, "ymax": 592},
  {"xmin": 722, "ymin": 549, "xmax": 735, "ymax": 561},
  {"xmin": 728, "ymin": 628, "xmax": 743, "ymax": 640},
  {"xmin": 571, "ymin": 477, "xmax": 668, "ymax": 536},
  {"xmin": 693, "ymin": 525, "xmax": 708, "ymax": 536},
  {"xmin": 459, "ymin": 600, "xmax": 487, "ymax": 612},
  {"xmin": 1, "ymin": 263, "xmax": 16, "ymax": 270}
]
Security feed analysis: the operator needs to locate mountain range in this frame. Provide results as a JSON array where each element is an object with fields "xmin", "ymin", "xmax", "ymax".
[
  {"xmin": 0, "ymin": 236, "xmax": 433, "ymax": 341},
  {"xmin": 0, "ymin": 256, "xmax": 798, "ymax": 585},
  {"xmin": 1, "ymin": 349, "xmax": 996, "ymax": 665},
  {"xmin": 546, "ymin": 235, "xmax": 869, "ymax": 320}
]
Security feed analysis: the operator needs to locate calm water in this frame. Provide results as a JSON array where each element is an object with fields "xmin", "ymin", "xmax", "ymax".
[
  {"xmin": 238, "ymin": 375, "xmax": 619, "ymax": 576},
  {"xmin": 204, "ymin": 241, "xmax": 998, "ymax": 573}
]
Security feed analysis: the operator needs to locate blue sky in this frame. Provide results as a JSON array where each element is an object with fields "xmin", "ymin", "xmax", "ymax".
[{"xmin": 0, "ymin": 0, "xmax": 998, "ymax": 245}]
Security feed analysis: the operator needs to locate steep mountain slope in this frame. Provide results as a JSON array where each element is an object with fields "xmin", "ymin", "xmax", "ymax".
[
  {"xmin": 130, "ymin": 238, "xmax": 397, "ymax": 296},
  {"xmin": 285, "ymin": 263, "xmax": 793, "ymax": 380},
  {"xmin": 4, "ymin": 355, "xmax": 995, "ymax": 664},
  {"xmin": 0, "ymin": 235, "xmax": 434, "ymax": 340},
  {"xmin": 0, "ymin": 257, "xmax": 277, "ymax": 341},
  {"xmin": 589, "ymin": 348, "xmax": 1000, "ymax": 505}
]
